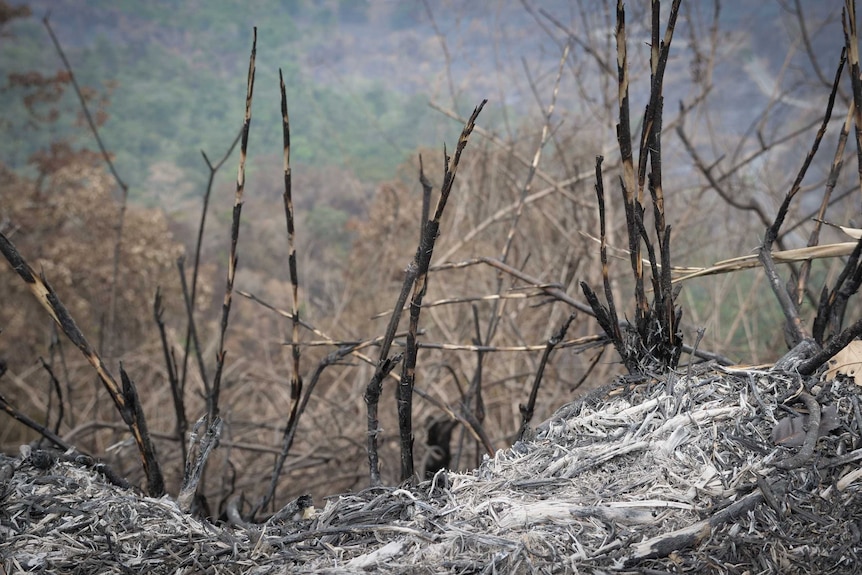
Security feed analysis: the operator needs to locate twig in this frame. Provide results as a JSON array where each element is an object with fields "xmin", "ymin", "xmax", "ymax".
[
  {"xmin": 570, "ymin": 346, "xmax": 606, "ymax": 395},
  {"xmin": 43, "ymin": 14, "xmax": 129, "ymax": 359},
  {"xmin": 485, "ymin": 40, "xmax": 570, "ymax": 346},
  {"xmin": 442, "ymin": 255, "xmax": 730, "ymax": 364},
  {"xmin": 61, "ymin": 419, "xmax": 330, "ymax": 458},
  {"xmin": 177, "ymin": 257, "xmax": 209, "ymax": 394},
  {"xmin": 466, "ymin": 305, "xmax": 486, "ymax": 469},
  {"xmin": 237, "ymin": 290, "xmax": 492, "ymax": 464},
  {"xmin": 813, "ymin": 237, "xmax": 862, "ymax": 343},
  {"xmin": 760, "ymin": 44, "xmax": 844, "ymax": 347},
  {"xmin": 537, "ymin": 6, "xmax": 614, "ymax": 76},
  {"xmin": 763, "ymin": 48, "xmax": 844, "ymax": 252},
  {"xmin": 371, "ymin": 288, "xmax": 556, "ymax": 318},
  {"xmin": 775, "ymin": 393, "xmax": 821, "ymax": 469},
  {"xmin": 517, "ymin": 312, "xmax": 576, "ymax": 441},
  {"xmin": 0, "ymin": 393, "xmax": 73, "ymax": 451},
  {"xmin": 421, "ymin": 0, "xmax": 459, "ymax": 107},
  {"xmin": 239, "ymin": 289, "xmax": 324, "ymax": 335},
  {"xmin": 800, "ymin": 315, "xmax": 862, "ymax": 375},
  {"xmin": 797, "ymin": 54, "xmax": 850, "ymax": 308},
  {"xmin": 407, "ymin": 336, "xmax": 606, "ymax": 353},
  {"xmin": 48, "ymin": 326, "xmax": 73, "ymax": 427},
  {"xmin": 793, "ymin": 0, "xmax": 841, "ymax": 90},
  {"xmin": 676, "ymin": 118, "xmax": 812, "ymax": 232},
  {"xmin": 179, "ymin": 128, "xmax": 242, "ymax": 402},
  {"xmin": 154, "ymin": 287, "xmax": 186, "ymax": 463},
  {"xmin": 38, "ymin": 356, "xmax": 63, "ymax": 436},
  {"xmin": 436, "ymin": 256, "xmax": 595, "ymax": 315},
  {"xmin": 623, "ymin": 488, "xmax": 764, "ymax": 566},
  {"xmin": 259, "ymin": 343, "xmax": 360, "ymax": 516}
]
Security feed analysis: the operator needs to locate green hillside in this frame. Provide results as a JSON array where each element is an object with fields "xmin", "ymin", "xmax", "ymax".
[{"xmin": 0, "ymin": 0, "xmax": 439, "ymax": 198}]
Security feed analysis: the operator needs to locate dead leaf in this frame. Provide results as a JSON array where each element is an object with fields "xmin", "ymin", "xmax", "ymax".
[
  {"xmin": 815, "ymin": 219, "xmax": 862, "ymax": 240},
  {"xmin": 821, "ymin": 340, "xmax": 862, "ymax": 386},
  {"xmin": 836, "ymin": 225, "xmax": 862, "ymax": 240},
  {"xmin": 772, "ymin": 404, "xmax": 839, "ymax": 447}
]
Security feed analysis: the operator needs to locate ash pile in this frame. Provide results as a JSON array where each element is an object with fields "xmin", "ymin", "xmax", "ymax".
[{"xmin": 3, "ymin": 359, "xmax": 861, "ymax": 574}]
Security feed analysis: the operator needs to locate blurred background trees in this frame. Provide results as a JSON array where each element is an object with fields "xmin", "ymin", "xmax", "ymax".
[{"xmin": 1, "ymin": 0, "xmax": 856, "ymax": 515}]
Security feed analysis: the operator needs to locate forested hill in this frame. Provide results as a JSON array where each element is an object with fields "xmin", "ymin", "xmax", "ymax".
[
  {"xmin": 0, "ymin": 0, "xmax": 483, "ymax": 200},
  {"xmin": 0, "ymin": 0, "xmax": 837, "ymax": 207}
]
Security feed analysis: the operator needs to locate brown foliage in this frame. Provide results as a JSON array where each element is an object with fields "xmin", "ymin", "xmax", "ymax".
[{"xmin": 0, "ymin": 151, "xmax": 183, "ymax": 374}]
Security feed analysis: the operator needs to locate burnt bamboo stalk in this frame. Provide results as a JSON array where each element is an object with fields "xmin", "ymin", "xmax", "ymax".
[
  {"xmin": 397, "ymin": 101, "xmax": 486, "ymax": 483},
  {"xmin": 614, "ymin": 0, "xmax": 636, "ymax": 203},
  {"xmin": 582, "ymin": 156, "xmax": 632, "ymax": 370},
  {"xmin": 365, "ymin": 154, "xmax": 434, "ymax": 486},
  {"xmin": 365, "ymin": 265, "xmax": 414, "ymax": 484},
  {"xmin": 636, "ymin": 203, "xmax": 661, "ymax": 302},
  {"xmin": 257, "ymin": 69, "xmax": 306, "ymax": 513},
  {"xmin": 645, "ymin": 0, "xmax": 681, "ymax": 363},
  {"xmin": 279, "ymin": 68, "xmax": 303, "ymax": 449},
  {"xmin": 420, "ymin": 155, "xmax": 432, "ymax": 242},
  {"xmin": 637, "ymin": 0, "xmax": 680, "ymax": 204},
  {"xmin": 596, "ymin": 156, "xmax": 621, "ymax": 345},
  {"xmin": 399, "ymin": 221, "xmax": 437, "ymax": 482},
  {"xmin": 650, "ymin": 98, "xmax": 678, "ymax": 360},
  {"xmin": 844, "ymin": 1, "xmax": 862, "ymax": 204},
  {"xmin": 211, "ymin": 28, "xmax": 257, "ymax": 426},
  {"xmin": 119, "ymin": 365, "xmax": 164, "ymax": 496},
  {"xmin": 0, "ymin": 231, "xmax": 164, "ymax": 496},
  {"xmin": 818, "ymin": 237, "xmax": 862, "ymax": 341},
  {"xmin": 662, "ymin": 226, "xmax": 682, "ymax": 367},
  {"xmin": 800, "ymin": 315, "xmax": 862, "ymax": 376},
  {"xmin": 365, "ymin": 352, "xmax": 404, "ymax": 486},
  {"xmin": 614, "ymin": 0, "xmax": 645, "ymax": 334}
]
